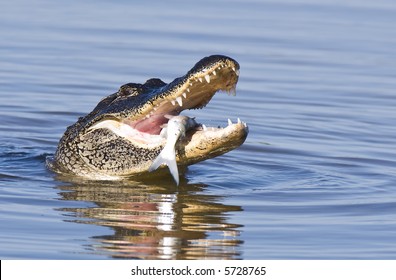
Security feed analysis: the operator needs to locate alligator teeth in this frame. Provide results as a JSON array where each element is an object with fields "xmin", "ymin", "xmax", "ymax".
[
  {"xmin": 231, "ymin": 66, "xmax": 240, "ymax": 76},
  {"xmin": 198, "ymin": 77, "xmax": 203, "ymax": 83},
  {"xmin": 198, "ymin": 119, "xmax": 247, "ymax": 132},
  {"xmin": 171, "ymin": 100, "xmax": 176, "ymax": 106},
  {"xmin": 213, "ymin": 70, "xmax": 216, "ymax": 76},
  {"xmin": 228, "ymin": 118, "xmax": 232, "ymax": 126},
  {"xmin": 187, "ymin": 88, "xmax": 190, "ymax": 92},
  {"xmin": 204, "ymin": 74, "xmax": 210, "ymax": 83},
  {"xmin": 182, "ymin": 92, "xmax": 187, "ymax": 98},
  {"xmin": 176, "ymin": 96, "xmax": 183, "ymax": 106}
]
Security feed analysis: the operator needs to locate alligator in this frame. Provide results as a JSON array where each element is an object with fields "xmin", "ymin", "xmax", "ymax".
[{"xmin": 47, "ymin": 55, "xmax": 249, "ymax": 180}]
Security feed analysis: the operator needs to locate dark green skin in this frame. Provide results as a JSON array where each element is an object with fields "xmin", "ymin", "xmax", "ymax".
[{"xmin": 49, "ymin": 55, "xmax": 247, "ymax": 179}]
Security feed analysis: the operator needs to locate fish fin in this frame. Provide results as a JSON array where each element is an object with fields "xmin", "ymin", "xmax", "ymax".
[
  {"xmin": 168, "ymin": 157, "xmax": 179, "ymax": 185},
  {"xmin": 149, "ymin": 145, "xmax": 179, "ymax": 185}
]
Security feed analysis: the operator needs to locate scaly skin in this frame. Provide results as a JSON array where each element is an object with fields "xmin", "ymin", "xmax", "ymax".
[{"xmin": 48, "ymin": 55, "xmax": 249, "ymax": 179}]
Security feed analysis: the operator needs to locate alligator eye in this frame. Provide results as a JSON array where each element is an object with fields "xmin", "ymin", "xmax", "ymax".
[{"xmin": 118, "ymin": 83, "xmax": 142, "ymax": 97}]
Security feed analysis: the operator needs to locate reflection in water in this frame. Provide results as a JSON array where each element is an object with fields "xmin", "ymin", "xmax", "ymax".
[{"xmin": 56, "ymin": 178, "xmax": 243, "ymax": 259}]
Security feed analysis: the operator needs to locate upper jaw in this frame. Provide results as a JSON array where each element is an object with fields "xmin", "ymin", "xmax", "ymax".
[
  {"xmin": 166, "ymin": 54, "xmax": 240, "ymax": 110},
  {"xmin": 125, "ymin": 55, "xmax": 240, "ymax": 135}
]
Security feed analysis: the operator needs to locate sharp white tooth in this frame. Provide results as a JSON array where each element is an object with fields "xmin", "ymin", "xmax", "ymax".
[
  {"xmin": 213, "ymin": 70, "xmax": 216, "ymax": 76},
  {"xmin": 237, "ymin": 118, "xmax": 241, "ymax": 124},
  {"xmin": 171, "ymin": 100, "xmax": 176, "ymax": 106},
  {"xmin": 198, "ymin": 77, "xmax": 203, "ymax": 83},
  {"xmin": 204, "ymin": 74, "xmax": 210, "ymax": 83},
  {"xmin": 182, "ymin": 92, "xmax": 187, "ymax": 98},
  {"xmin": 235, "ymin": 69, "xmax": 240, "ymax": 76},
  {"xmin": 232, "ymin": 67, "xmax": 236, "ymax": 72},
  {"xmin": 190, "ymin": 82, "xmax": 193, "ymax": 86},
  {"xmin": 187, "ymin": 88, "xmax": 190, "ymax": 92},
  {"xmin": 202, "ymin": 124, "xmax": 207, "ymax": 131},
  {"xmin": 176, "ymin": 96, "xmax": 183, "ymax": 106},
  {"xmin": 243, "ymin": 122, "xmax": 248, "ymax": 128},
  {"xmin": 228, "ymin": 118, "xmax": 232, "ymax": 126}
]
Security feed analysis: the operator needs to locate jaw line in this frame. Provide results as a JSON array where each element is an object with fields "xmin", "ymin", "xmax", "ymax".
[
  {"xmin": 175, "ymin": 121, "xmax": 249, "ymax": 166},
  {"xmin": 88, "ymin": 116, "xmax": 248, "ymax": 162}
]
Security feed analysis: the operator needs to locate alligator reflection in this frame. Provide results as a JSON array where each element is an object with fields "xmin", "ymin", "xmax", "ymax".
[{"xmin": 57, "ymin": 178, "xmax": 243, "ymax": 259}]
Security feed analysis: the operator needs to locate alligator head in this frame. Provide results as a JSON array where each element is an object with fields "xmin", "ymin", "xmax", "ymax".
[{"xmin": 49, "ymin": 55, "xmax": 249, "ymax": 180}]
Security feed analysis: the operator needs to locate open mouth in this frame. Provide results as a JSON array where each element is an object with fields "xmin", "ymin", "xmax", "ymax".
[{"xmin": 88, "ymin": 55, "xmax": 247, "ymax": 147}]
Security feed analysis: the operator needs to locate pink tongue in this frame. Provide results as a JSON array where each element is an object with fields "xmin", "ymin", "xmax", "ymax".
[{"xmin": 131, "ymin": 115, "xmax": 169, "ymax": 135}]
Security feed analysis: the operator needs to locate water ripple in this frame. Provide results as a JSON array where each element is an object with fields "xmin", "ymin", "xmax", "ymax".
[{"xmin": 1, "ymin": 0, "xmax": 396, "ymax": 259}]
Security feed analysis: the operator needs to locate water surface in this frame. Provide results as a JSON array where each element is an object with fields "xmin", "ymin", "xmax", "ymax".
[{"xmin": 1, "ymin": 0, "xmax": 396, "ymax": 259}]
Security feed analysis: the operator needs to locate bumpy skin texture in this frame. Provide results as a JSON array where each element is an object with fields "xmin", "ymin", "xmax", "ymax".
[
  {"xmin": 53, "ymin": 82, "xmax": 165, "ymax": 177},
  {"xmin": 56, "ymin": 126, "xmax": 161, "ymax": 176},
  {"xmin": 50, "ymin": 55, "xmax": 248, "ymax": 179}
]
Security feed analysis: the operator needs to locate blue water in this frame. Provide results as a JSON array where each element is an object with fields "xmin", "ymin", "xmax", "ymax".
[{"xmin": 1, "ymin": 0, "xmax": 396, "ymax": 259}]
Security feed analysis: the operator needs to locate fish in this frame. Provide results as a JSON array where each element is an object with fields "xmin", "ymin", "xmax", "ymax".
[{"xmin": 148, "ymin": 115, "xmax": 198, "ymax": 185}]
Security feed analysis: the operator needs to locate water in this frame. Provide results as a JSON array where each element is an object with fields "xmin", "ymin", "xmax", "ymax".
[{"xmin": 1, "ymin": 0, "xmax": 396, "ymax": 259}]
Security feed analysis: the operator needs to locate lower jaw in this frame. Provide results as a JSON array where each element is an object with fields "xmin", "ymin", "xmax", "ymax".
[
  {"xmin": 109, "ymin": 113, "xmax": 248, "ymax": 152},
  {"xmin": 175, "ymin": 120, "xmax": 249, "ymax": 165}
]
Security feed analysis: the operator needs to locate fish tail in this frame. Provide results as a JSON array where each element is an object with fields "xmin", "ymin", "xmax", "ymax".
[{"xmin": 149, "ymin": 145, "xmax": 179, "ymax": 185}]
